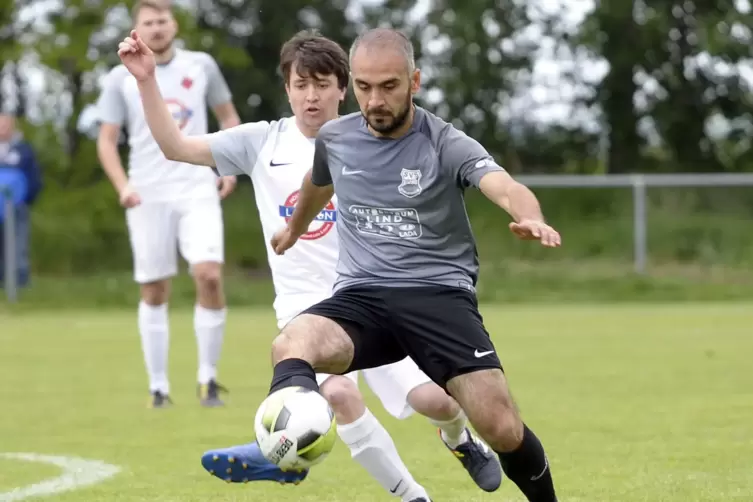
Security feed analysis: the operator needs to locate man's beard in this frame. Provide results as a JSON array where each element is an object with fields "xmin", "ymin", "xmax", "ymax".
[{"xmin": 364, "ymin": 93, "xmax": 412, "ymax": 135}]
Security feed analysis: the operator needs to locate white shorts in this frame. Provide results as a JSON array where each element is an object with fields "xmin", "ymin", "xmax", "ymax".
[
  {"xmin": 277, "ymin": 315, "xmax": 432, "ymax": 419},
  {"xmin": 126, "ymin": 196, "xmax": 224, "ymax": 284}
]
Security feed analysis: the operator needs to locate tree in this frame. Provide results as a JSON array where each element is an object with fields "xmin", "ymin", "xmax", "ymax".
[{"xmin": 194, "ymin": 0, "xmax": 359, "ymax": 122}]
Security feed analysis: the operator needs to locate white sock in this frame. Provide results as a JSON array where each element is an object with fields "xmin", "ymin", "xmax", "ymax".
[
  {"xmin": 138, "ymin": 301, "xmax": 170, "ymax": 394},
  {"xmin": 194, "ymin": 304, "xmax": 226, "ymax": 384},
  {"xmin": 337, "ymin": 409, "xmax": 430, "ymax": 501},
  {"xmin": 430, "ymin": 410, "xmax": 469, "ymax": 448}
]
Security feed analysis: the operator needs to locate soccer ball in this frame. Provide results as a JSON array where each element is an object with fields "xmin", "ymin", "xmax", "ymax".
[{"xmin": 254, "ymin": 386, "xmax": 337, "ymax": 470}]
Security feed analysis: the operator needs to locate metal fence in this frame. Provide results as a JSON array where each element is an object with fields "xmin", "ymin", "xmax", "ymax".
[
  {"xmin": 515, "ymin": 172, "xmax": 753, "ymax": 274},
  {"xmin": 2, "ymin": 186, "xmax": 18, "ymax": 303},
  {"xmin": 3, "ymin": 173, "xmax": 753, "ymax": 303}
]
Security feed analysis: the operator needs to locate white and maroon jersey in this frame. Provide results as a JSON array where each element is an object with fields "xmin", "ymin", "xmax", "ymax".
[
  {"xmin": 205, "ymin": 117, "xmax": 339, "ymax": 322},
  {"xmin": 97, "ymin": 48, "xmax": 232, "ymax": 201}
]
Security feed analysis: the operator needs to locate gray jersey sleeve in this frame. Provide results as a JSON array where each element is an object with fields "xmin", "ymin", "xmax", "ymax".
[
  {"xmin": 96, "ymin": 66, "xmax": 129, "ymax": 126},
  {"xmin": 311, "ymin": 137, "xmax": 333, "ymax": 186},
  {"xmin": 438, "ymin": 127, "xmax": 505, "ymax": 188},
  {"xmin": 205, "ymin": 121, "xmax": 270, "ymax": 177},
  {"xmin": 200, "ymin": 53, "xmax": 233, "ymax": 108}
]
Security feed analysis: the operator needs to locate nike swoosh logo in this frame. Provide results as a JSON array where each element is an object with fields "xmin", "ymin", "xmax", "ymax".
[
  {"xmin": 270, "ymin": 161, "xmax": 292, "ymax": 166},
  {"xmin": 389, "ymin": 479, "xmax": 402, "ymax": 493},
  {"xmin": 342, "ymin": 167, "xmax": 363, "ymax": 175},
  {"xmin": 474, "ymin": 349, "xmax": 494, "ymax": 358},
  {"xmin": 531, "ymin": 457, "xmax": 549, "ymax": 481}
]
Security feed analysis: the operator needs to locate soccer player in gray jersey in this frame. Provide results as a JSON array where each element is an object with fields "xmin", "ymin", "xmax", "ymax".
[
  {"xmin": 264, "ymin": 28, "xmax": 562, "ymax": 502},
  {"xmin": 116, "ymin": 29, "xmax": 501, "ymax": 499}
]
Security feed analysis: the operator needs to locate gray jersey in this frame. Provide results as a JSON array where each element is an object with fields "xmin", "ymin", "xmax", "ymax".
[{"xmin": 311, "ymin": 106, "xmax": 505, "ymax": 292}]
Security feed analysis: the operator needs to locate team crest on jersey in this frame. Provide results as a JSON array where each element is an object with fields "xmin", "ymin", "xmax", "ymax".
[
  {"xmin": 181, "ymin": 77, "xmax": 193, "ymax": 89},
  {"xmin": 398, "ymin": 168, "xmax": 422, "ymax": 198},
  {"xmin": 279, "ymin": 190, "xmax": 337, "ymax": 240},
  {"xmin": 164, "ymin": 98, "xmax": 193, "ymax": 129}
]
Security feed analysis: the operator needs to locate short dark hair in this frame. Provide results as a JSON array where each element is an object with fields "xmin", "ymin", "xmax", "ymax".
[
  {"xmin": 131, "ymin": 0, "xmax": 171, "ymax": 21},
  {"xmin": 279, "ymin": 30, "xmax": 349, "ymax": 90}
]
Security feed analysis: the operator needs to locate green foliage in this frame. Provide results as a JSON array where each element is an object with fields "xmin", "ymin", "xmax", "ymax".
[
  {"xmin": 4, "ymin": 0, "xmax": 753, "ymax": 310},
  {"xmin": 15, "ymin": 180, "xmax": 753, "ymax": 309},
  {"xmin": 574, "ymin": 0, "xmax": 753, "ymax": 173}
]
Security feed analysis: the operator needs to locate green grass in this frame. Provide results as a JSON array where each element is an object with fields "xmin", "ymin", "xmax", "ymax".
[
  {"xmin": 1, "ymin": 304, "xmax": 752, "ymax": 501},
  {"xmin": 0, "ymin": 458, "xmax": 61, "ymax": 493},
  {"xmin": 4, "ymin": 258, "xmax": 753, "ymax": 313}
]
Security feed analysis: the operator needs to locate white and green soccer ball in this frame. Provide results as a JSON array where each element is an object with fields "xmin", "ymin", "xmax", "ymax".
[{"xmin": 254, "ymin": 386, "xmax": 337, "ymax": 470}]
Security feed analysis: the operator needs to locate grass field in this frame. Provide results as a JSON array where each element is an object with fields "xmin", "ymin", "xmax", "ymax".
[{"xmin": 1, "ymin": 304, "xmax": 752, "ymax": 501}]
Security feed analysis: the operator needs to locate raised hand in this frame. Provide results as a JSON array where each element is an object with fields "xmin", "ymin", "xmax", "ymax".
[{"xmin": 117, "ymin": 30, "xmax": 155, "ymax": 82}]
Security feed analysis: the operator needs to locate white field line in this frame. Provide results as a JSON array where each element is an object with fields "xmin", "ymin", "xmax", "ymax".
[{"xmin": 0, "ymin": 453, "xmax": 121, "ymax": 501}]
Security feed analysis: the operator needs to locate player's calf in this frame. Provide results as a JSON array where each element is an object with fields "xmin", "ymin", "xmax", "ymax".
[
  {"xmin": 138, "ymin": 281, "xmax": 171, "ymax": 406},
  {"xmin": 321, "ymin": 376, "xmax": 433, "ymax": 501},
  {"xmin": 192, "ymin": 261, "xmax": 228, "ymax": 407},
  {"xmin": 447, "ymin": 369, "xmax": 557, "ymax": 502}
]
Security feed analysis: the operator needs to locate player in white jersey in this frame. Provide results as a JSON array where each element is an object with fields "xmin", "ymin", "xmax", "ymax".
[
  {"xmin": 96, "ymin": 0, "xmax": 241, "ymax": 408},
  {"xmin": 115, "ymin": 30, "xmax": 502, "ymax": 499}
]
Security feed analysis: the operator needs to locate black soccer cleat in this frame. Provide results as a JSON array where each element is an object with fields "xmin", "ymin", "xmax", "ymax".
[
  {"xmin": 148, "ymin": 391, "xmax": 172, "ymax": 409},
  {"xmin": 198, "ymin": 379, "xmax": 228, "ymax": 407},
  {"xmin": 440, "ymin": 428, "xmax": 503, "ymax": 492}
]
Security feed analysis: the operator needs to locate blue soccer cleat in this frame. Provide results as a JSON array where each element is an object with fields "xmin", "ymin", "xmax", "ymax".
[{"xmin": 201, "ymin": 441, "xmax": 309, "ymax": 484}]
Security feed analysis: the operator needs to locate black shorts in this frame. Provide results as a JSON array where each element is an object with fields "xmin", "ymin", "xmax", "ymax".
[{"xmin": 300, "ymin": 285, "xmax": 502, "ymax": 389}]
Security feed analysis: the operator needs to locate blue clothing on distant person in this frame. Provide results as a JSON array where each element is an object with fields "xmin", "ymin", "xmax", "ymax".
[{"xmin": 0, "ymin": 133, "xmax": 41, "ymax": 288}]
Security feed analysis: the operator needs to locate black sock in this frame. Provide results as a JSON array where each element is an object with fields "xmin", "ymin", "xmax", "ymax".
[
  {"xmin": 268, "ymin": 358, "xmax": 319, "ymax": 395},
  {"xmin": 496, "ymin": 424, "xmax": 557, "ymax": 502}
]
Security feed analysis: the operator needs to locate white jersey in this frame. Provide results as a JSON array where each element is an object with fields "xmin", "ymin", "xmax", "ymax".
[
  {"xmin": 205, "ymin": 117, "xmax": 339, "ymax": 322},
  {"xmin": 96, "ymin": 48, "xmax": 233, "ymax": 201},
  {"xmin": 206, "ymin": 117, "xmax": 436, "ymax": 419}
]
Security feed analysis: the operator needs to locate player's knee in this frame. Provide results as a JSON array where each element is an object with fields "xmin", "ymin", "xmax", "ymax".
[
  {"xmin": 470, "ymin": 396, "xmax": 523, "ymax": 451},
  {"xmin": 193, "ymin": 262, "xmax": 222, "ymax": 292},
  {"xmin": 271, "ymin": 332, "xmax": 300, "ymax": 364},
  {"xmin": 320, "ymin": 376, "xmax": 364, "ymax": 417},
  {"xmin": 407, "ymin": 382, "xmax": 460, "ymax": 420},
  {"xmin": 272, "ymin": 314, "xmax": 354, "ymax": 373},
  {"xmin": 140, "ymin": 281, "xmax": 169, "ymax": 305}
]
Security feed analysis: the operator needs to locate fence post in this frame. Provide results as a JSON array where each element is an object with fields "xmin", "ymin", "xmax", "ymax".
[
  {"xmin": 2, "ymin": 187, "xmax": 18, "ymax": 303},
  {"xmin": 632, "ymin": 175, "xmax": 647, "ymax": 274}
]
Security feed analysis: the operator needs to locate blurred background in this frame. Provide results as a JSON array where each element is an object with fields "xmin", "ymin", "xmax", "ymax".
[{"xmin": 2, "ymin": 0, "xmax": 753, "ymax": 308}]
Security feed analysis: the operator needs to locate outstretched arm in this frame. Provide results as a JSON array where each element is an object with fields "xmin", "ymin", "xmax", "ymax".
[
  {"xmin": 478, "ymin": 171, "xmax": 544, "ymax": 223},
  {"xmin": 440, "ymin": 127, "xmax": 560, "ymax": 247}
]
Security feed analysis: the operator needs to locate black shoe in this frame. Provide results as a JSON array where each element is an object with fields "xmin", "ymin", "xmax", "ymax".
[
  {"xmin": 198, "ymin": 380, "xmax": 228, "ymax": 407},
  {"xmin": 440, "ymin": 427, "xmax": 503, "ymax": 492},
  {"xmin": 148, "ymin": 391, "xmax": 172, "ymax": 409}
]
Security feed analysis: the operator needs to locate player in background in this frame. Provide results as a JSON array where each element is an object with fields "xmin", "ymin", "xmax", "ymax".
[
  {"xmin": 96, "ymin": 0, "xmax": 241, "ymax": 408},
  {"xmin": 115, "ymin": 29, "xmax": 502, "ymax": 500}
]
